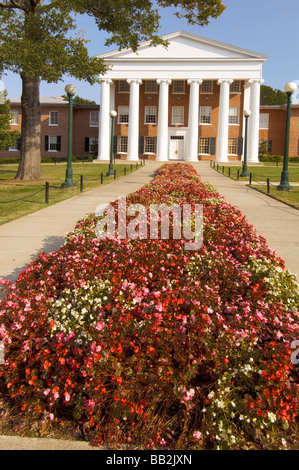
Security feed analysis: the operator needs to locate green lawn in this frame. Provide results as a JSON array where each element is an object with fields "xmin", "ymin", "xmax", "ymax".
[
  {"xmin": 0, "ymin": 162, "xmax": 142, "ymax": 225},
  {"xmin": 215, "ymin": 164, "xmax": 299, "ymax": 183},
  {"xmin": 250, "ymin": 185, "xmax": 299, "ymax": 209},
  {"xmin": 212, "ymin": 164, "xmax": 299, "ymax": 209}
]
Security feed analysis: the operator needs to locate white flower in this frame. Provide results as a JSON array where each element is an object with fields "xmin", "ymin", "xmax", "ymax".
[{"xmin": 267, "ymin": 412, "xmax": 277, "ymax": 423}]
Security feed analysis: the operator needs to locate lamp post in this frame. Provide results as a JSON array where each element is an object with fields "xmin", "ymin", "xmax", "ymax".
[
  {"xmin": 276, "ymin": 81, "xmax": 297, "ymax": 191},
  {"xmin": 62, "ymin": 84, "xmax": 77, "ymax": 188},
  {"xmin": 107, "ymin": 110, "xmax": 117, "ymax": 176},
  {"xmin": 240, "ymin": 109, "xmax": 251, "ymax": 177}
]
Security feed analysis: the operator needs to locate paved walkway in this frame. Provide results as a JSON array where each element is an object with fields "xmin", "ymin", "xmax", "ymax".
[{"xmin": 0, "ymin": 160, "xmax": 298, "ymax": 450}]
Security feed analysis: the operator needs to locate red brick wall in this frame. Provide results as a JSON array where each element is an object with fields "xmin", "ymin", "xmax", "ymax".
[
  {"xmin": 259, "ymin": 107, "xmax": 286, "ymax": 156},
  {"xmin": 289, "ymin": 108, "xmax": 299, "ymax": 156},
  {"xmin": 73, "ymin": 107, "xmax": 99, "ymax": 156},
  {"xmin": 41, "ymin": 106, "xmax": 69, "ymax": 157}
]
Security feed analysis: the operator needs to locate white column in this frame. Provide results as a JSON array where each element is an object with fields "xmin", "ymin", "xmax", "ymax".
[
  {"xmin": 156, "ymin": 79, "xmax": 172, "ymax": 161},
  {"xmin": 247, "ymin": 79, "xmax": 264, "ymax": 162},
  {"xmin": 242, "ymin": 82, "xmax": 251, "ymax": 160},
  {"xmin": 98, "ymin": 79, "xmax": 112, "ymax": 160},
  {"xmin": 127, "ymin": 79, "xmax": 142, "ymax": 161},
  {"xmin": 216, "ymin": 79, "xmax": 233, "ymax": 163},
  {"xmin": 186, "ymin": 79, "xmax": 203, "ymax": 161}
]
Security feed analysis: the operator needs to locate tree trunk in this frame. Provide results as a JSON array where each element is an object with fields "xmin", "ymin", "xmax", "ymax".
[{"xmin": 15, "ymin": 74, "xmax": 42, "ymax": 180}]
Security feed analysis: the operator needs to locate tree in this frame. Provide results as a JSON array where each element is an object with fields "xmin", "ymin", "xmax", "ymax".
[
  {"xmin": 0, "ymin": 90, "xmax": 20, "ymax": 150},
  {"xmin": 0, "ymin": 0, "xmax": 226, "ymax": 180},
  {"xmin": 260, "ymin": 85, "xmax": 287, "ymax": 106}
]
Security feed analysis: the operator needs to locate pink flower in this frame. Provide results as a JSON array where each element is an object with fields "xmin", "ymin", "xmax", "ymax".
[
  {"xmin": 95, "ymin": 322, "xmax": 105, "ymax": 331},
  {"xmin": 193, "ymin": 431, "xmax": 202, "ymax": 440}
]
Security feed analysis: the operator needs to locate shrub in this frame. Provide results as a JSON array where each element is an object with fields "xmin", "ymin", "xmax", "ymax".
[
  {"xmin": 0, "ymin": 162, "xmax": 298, "ymax": 450},
  {"xmin": 258, "ymin": 155, "xmax": 283, "ymax": 163}
]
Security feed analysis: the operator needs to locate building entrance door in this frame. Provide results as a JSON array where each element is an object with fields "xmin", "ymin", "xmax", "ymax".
[{"xmin": 169, "ymin": 136, "xmax": 184, "ymax": 160}]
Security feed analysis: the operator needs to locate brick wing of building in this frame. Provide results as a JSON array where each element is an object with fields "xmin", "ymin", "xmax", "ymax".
[{"xmin": 1, "ymin": 96, "xmax": 100, "ymax": 159}]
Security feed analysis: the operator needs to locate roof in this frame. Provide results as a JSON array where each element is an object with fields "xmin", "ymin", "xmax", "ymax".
[
  {"xmin": 9, "ymin": 96, "xmax": 99, "ymax": 107},
  {"xmin": 10, "ymin": 96, "xmax": 68, "ymax": 105}
]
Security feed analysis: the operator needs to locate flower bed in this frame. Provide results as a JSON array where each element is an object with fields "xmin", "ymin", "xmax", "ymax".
[{"xmin": 0, "ymin": 162, "xmax": 298, "ymax": 449}]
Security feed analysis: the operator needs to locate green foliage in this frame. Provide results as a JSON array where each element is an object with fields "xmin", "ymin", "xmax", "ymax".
[
  {"xmin": 0, "ymin": 3, "xmax": 106, "ymax": 84},
  {"xmin": 0, "ymin": 90, "xmax": 20, "ymax": 150},
  {"xmin": 258, "ymin": 139, "xmax": 270, "ymax": 156},
  {"xmin": 0, "ymin": 0, "xmax": 226, "ymax": 79},
  {"xmin": 258, "ymin": 155, "xmax": 283, "ymax": 163},
  {"xmin": 260, "ymin": 85, "xmax": 287, "ymax": 106}
]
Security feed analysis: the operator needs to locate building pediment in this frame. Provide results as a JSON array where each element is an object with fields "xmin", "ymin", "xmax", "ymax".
[{"xmin": 96, "ymin": 31, "xmax": 268, "ymax": 62}]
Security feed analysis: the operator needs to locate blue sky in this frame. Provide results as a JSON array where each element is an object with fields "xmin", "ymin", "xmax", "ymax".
[{"xmin": 2, "ymin": 0, "xmax": 299, "ymax": 103}]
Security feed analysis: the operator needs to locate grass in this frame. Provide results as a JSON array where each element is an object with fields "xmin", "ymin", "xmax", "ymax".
[
  {"xmin": 212, "ymin": 164, "xmax": 299, "ymax": 209},
  {"xmin": 0, "ymin": 161, "xmax": 142, "ymax": 225},
  {"xmin": 250, "ymin": 185, "xmax": 299, "ymax": 209},
  {"xmin": 215, "ymin": 164, "xmax": 299, "ymax": 183}
]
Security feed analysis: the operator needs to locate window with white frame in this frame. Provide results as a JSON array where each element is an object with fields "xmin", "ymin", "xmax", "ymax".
[
  {"xmin": 230, "ymin": 80, "xmax": 241, "ymax": 93},
  {"xmin": 259, "ymin": 113, "xmax": 269, "ymax": 129},
  {"xmin": 171, "ymin": 106, "xmax": 184, "ymax": 125},
  {"xmin": 173, "ymin": 80, "xmax": 185, "ymax": 94},
  {"xmin": 49, "ymin": 135, "xmax": 60, "ymax": 151},
  {"xmin": 49, "ymin": 111, "xmax": 58, "ymax": 126},
  {"xmin": 90, "ymin": 111, "xmax": 99, "ymax": 127},
  {"xmin": 201, "ymin": 80, "xmax": 213, "ymax": 94},
  {"xmin": 118, "ymin": 106, "xmax": 129, "ymax": 123},
  {"xmin": 200, "ymin": 106, "xmax": 212, "ymax": 124},
  {"xmin": 118, "ymin": 136, "xmax": 128, "ymax": 153},
  {"xmin": 144, "ymin": 136, "xmax": 156, "ymax": 153},
  {"xmin": 145, "ymin": 80, "xmax": 157, "ymax": 93},
  {"xmin": 144, "ymin": 106, "xmax": 157, "ymax": 124},
  {"xmin": 10, "ymin": 110, "xmax": 19, "ymax": 125},
  {"xmin": 118, "ymin": 80, "xmax": 130, "ymax": 92},
  {"xmin": 199, "ymin": 137, "xmax": 211, "ymax": 154},
  {"xmin": 228, "ymin": 137, "xmax": 238, "ymax": 155},
  {"xmin": 229, "ymin": 107, "xmax": 239, "ymax": 125}
]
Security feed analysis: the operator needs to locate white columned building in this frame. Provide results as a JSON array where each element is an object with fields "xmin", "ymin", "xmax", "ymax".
[{"xmin": 96, "ymin": 31, "xmax": 267, "ymax": 162}]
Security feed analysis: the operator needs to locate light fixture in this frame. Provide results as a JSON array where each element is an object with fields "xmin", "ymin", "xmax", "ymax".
[
  {"xmin": 284, "ymin": 82, "xmax": 297, "ymax": 94},
  {"xmin": 277, "ymin": 82, "xmax": 298, "ymax": 190},
  {"xmin": 64, "ymin": 84, "xmax": 77, "ymax": 96}
]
